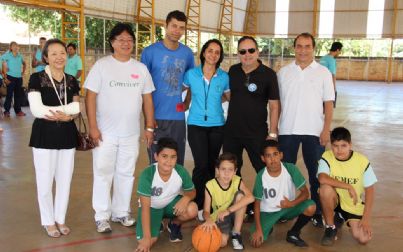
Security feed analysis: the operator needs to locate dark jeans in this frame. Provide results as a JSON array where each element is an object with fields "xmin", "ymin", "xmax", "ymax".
[
  {"xmin": 278, "ymin": 135, "xmax": 325, "ymax": 214},
  {"xmin": 4, "ymin": 75, "xmax": 23, "ymax": 113},
  {"xmin": 222, "ymin": 135, "xmax": 265, "ymax": 176},
  {"xmin": 147, "ymin": 120, "xmax": 186, "ymax": 165},
  {"xmin": 188, "ymin": 125, "xmax": 224, "ymax": 209}
]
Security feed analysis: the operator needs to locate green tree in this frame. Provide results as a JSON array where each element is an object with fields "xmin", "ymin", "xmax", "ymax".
[{"xmin": 6, "ymin": 6, "xmax": 61, "ymax": 37}]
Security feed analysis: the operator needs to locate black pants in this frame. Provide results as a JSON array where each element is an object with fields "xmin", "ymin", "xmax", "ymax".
[
  {"xmin": 222, "ymin": 135, "xmax": 266, "ymax": 176},
  {"xmin": 188, "ymin": 125, "xmax": 224, "ymax": 209},
  {"xmin": 4, "ymin": 75, "xmax": 23, "ymax": 113}
]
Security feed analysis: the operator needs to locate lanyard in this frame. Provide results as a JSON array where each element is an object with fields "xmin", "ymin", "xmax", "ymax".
[
  {"xmin": 202, "ymin": 76, "xmax": 212, "ymax": 121},
  {"xmin": 45, "ymin": 65, "xmax": 67, "ymax": 109}
]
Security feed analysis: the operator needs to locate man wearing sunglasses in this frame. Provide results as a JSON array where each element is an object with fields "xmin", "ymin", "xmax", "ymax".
[
  {"xmin": 224, "ymin": 35, "xmax": 280, "ymax": 183},
  {"xmin": 277, "ymin": 32, "xmax": 335, "ymax": 228}
]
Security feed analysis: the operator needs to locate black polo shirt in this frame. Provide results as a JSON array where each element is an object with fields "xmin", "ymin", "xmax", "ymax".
[{"xmin": 225, "ymin": 62, "xmax": 279, "ymax": 138}]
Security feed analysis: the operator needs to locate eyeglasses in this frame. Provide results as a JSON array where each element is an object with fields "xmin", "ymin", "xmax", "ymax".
[
  {"xmin": 114, "ymin": 39, "xmax": 134, "ymax": 44},
  {"xmin": 239, "ymin": 48, "xmax": 256, "ymax": 55}
]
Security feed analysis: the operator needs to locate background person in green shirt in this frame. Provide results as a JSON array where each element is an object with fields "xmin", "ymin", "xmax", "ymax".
[
  {"xmin": 320, "ymin": 42, "xmax": 343, "ymax": 107},
  {"xmin": 65, "ymin": 43, "xmax": 82, "ymax": 81},
  {"xmin": 2, "ymin": 41, "xmax": 26, "ymax": 117}
]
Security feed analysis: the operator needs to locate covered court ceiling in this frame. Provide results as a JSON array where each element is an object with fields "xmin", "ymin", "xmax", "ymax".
[{"xmin": 1, "ymin": 0, "xmax": 403, "ymax": 38}]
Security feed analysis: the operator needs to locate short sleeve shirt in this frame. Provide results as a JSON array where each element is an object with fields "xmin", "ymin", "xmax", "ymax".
[
  {"xmin": 253, "ymin": 162, "xmax": 306, "ymax": 213},
  {"xmin": 2, "ymin": 51, "xmax": 24, "ymax": 78},
  {"xmin": 277, "ymin": 60, "xmax": 335, "ymax": 136},
  {"xmin": 84, "ymin": 55, "xmax": 155, "ymax": 137},
  {"xmin": 317, "ymin": 150, "xmax": 377, "ymax": 215},
  {"xmin": 35, "ymin": 49, "xmax": 45, "ymax": 72},
  {"xmin": 319, "ymin": 55, "xmax": 336, "ymax": 75},
  {"xmin": 141, "ymin": 41, "xmax": 195, "ymax": 120},
  {"xmin": 28, "ymin": 72, "xmax": 80, "ymax": 149},
  {"xmin": 183, "ymin": 66, "xmax": 229, "ymax": 126},
  {"xmin": 225, "ymin": 62, "xmax": 280, "ymax": 138},
  {"xmin": 137, "ymin": 164, "xmax": 194, "ymax": 209},
  {"xmin": 65, "ymin": 54, "xmax": 83, "ymax": 79}
]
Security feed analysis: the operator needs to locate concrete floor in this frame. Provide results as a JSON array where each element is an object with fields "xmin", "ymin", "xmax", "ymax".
[{"xmin": 1, "ymin": 80, "xmax": 403, "ymax": 252}]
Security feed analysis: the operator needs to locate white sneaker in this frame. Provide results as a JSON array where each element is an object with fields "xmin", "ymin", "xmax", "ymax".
[
  {"xmin": 197, "ymin": 210, "xmax": 204, "ymax": 222},
  {"xmin": 111, "ymin": 215, "xmax": 135, "ymax": 227},
  {"xmin": 96, "ymin": 220, "xmax": 112, "ymax": 233}
]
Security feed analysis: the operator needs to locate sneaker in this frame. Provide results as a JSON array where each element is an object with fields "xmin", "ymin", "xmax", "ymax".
[
  {"xmin": 111, "ymin": 215, "xmax": 135, "ymax": 227},
  {"xmin": 197, "ymin": 210, "xmax": 205, "ymax": 222},
  {"xmin": 231, "ymin": 233, "xmax": 244, "ymax": 250},
  {"xmin": 312, "ymin": 214, "xmax": 324, "ymax": 228},
  {"xmin": 96, "ymin": 220, "xmax": 112, "ymax": 233},
  {"xmin": 286, "ymin": 231, "xmax": 308, "ymax": 247},
  {"xmin": 3, "ymin": 111, "xmax": 10, "ymax": 117},
  {"xmin": 167, "ymin": 219, "xmax": 182, "ymax": 242},
  {"xmin": 334, "ymin": 212, "xmax": 345, "ymax": 228},
  {"xmin": 278, "ymin": 218, "xmax": 288, "ymax": 224},
  {"xmin": 321, "ymin": 226, "xmax": 337, "ymax": 246},
  {"xmin": 16, "ymin": 111, "xmax": 26, "ymax": 116}
]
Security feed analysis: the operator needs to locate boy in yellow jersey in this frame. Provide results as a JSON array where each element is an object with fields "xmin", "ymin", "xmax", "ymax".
[
  {"xmin": 201, "ymin": 152, "xmax": 254, "ymax": 250},
  {"xmin": 318, "ymin": 127, "xmax": 377, "ymax": 246}
]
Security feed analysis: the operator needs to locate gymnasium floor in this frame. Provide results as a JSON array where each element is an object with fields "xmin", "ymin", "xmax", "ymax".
[{"xmin": 1, "ymin": 80, "xmax": 402, "ymax": 252}]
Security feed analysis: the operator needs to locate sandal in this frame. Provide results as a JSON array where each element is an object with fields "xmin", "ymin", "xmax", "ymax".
[
  {"xmin": 56, "ymin": 223, "xmax": 71, "ymax": 235},
  {"xmin": 43, "ymin": 225, "xmax": 61, "ymax": 238}
]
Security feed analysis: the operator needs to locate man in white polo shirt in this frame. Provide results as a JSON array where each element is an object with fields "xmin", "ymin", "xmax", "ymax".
[{"xmin": 277, "ymin": 32, "xmax": 335, "ymax": 228}]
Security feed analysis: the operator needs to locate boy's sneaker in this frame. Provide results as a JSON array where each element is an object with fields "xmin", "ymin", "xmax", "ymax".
[
  {"xmin": 167, "ymin": 220, "xmax": 182, "ymax": 242},
  {"xmin": 321, "ymin": 226, "xmax": 338, "ymax": 246},
  {"xmin": 3, "ymin": 111, "xmax": 10, "ymax": 117},
  {"xmin": 96, "ymin": 220, "xmax": 112, "ymax": 233},
  {"xmin": 311, "ymin": 214, "xmax": 324, "ymax": 228},
  {"xmin": 16, "ymin": 111, "xmax": 26, "ymax": 116},
  {"xmin": 111, "ymin": 215, "xmax": 135, "ymax": 227},
  {"xmin": 231, "ymin": 233, "xmax": 244, "ymax": 250},
  {"xmin": 286, "ymin": 231, "xmax": 308, "ymax": 247},
  {"xmin": 334, "ymin": 212, "xmax": 345, "ymax": 228}
]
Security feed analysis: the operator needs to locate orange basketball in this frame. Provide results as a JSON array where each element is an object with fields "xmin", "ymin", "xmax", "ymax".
[{"xmin": 192, "ymin": 225, "xmax": 222, "ymax": 252}]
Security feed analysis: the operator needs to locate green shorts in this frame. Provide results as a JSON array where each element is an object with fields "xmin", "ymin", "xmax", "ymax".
[
  {"xmin": 250, "ymin": 199, "xmax": 315, "ymax": 241},
  {"xmin": 136, "ymin": 195, "xmax": 182, "ymax": 240}
]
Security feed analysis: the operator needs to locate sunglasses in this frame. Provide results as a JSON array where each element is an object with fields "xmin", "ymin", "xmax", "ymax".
[{"xmin": 239, "ymin": 48, "xmax": 256, "ymax": 55}]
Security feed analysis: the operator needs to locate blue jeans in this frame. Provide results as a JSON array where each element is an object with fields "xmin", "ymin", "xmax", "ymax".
[{"xmin": 278, "ymin": 135, "xmax": 325, "ymax": 214}]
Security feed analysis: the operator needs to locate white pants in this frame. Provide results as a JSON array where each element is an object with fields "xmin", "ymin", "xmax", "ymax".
[
  {"xmin": 33, "ymin": 148, "xmax": 75, "ymax": 226},
  {"xmin": 92, "ymin": 134, "xmax": 139, "ymax": 221}
]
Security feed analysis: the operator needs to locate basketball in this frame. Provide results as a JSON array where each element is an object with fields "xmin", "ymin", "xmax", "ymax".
[{"xmin": 192, "ymin": 225, "xmax": 222, "ymax": 252}]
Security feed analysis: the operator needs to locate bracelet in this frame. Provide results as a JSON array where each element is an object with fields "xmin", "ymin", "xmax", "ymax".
[{"xmin": 145, "ymin": 127, "xmax": 154, "ymax": 132}]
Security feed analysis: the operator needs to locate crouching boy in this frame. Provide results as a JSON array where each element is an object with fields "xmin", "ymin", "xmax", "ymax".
[
  {"xmin": 135, "ymin": 138, "xmax": 198, "ymax": 252},
  {"xmin": 318, "ymin": 127, "xmax": 377, "ymax": 246},
  {"xmin": 201, "ymin": 152, "xmax": 254, "ymax": 250},
  {"xmin": 250, "ymin": 140, "xmax": 316, "ymax": 248}
]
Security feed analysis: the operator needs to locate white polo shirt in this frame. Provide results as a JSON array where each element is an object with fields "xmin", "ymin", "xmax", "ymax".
[{"xmin": 277, "ymin": 60, "xmax": 334, "ymax": 137}]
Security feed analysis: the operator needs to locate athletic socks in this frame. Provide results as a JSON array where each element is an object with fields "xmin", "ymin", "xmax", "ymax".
[{"xmin": 290, "ymin": 214, "xmax": 311, "ymax": 233}]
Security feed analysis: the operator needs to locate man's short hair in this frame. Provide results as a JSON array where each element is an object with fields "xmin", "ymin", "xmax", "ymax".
[
  {"xmin": 39, "ymin": 37, "xmax": 46, "ymax": 41},
  {"xmin": 330, "ymin": 42, "xmax": 343, "ymax": 52},
  {"xmin": 166, "ymin": 10, "xmax": 187, "ymax": 25},
  {"xmin": 293, "ymin": 32, "xmax": 316, "ymax": 48},
  {"xmin": 330, "ymin": 127, "xmax": 352, "ymax": 143},
  {"xmin": 237, "ymin": 36, "xmax": 258, "ymax": 50},
  {"xmin": 67, "ymin": 43, "xmax": 77, "ymax": 50}
]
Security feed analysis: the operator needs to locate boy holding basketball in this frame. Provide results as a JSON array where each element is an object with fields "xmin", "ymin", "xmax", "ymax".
[
  {"xmin": 201, "ymin": 152, "xmax": 254, "ymax": 250},
  {"xmin": 318, "ymin": 127, "xmax": 377, "ymax": 246},
  {"xmin": 135, "ymin": 138, "xmax": 198, "ymax": 252},
  {"xmin": 250, "ymin": 140, "xmax": 316, "ymax": 247}
]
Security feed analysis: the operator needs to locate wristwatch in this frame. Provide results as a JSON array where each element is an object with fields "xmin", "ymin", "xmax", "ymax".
[{"xmin": 268, "ymin": 132, "xmax": 278, "ymax": 138}]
